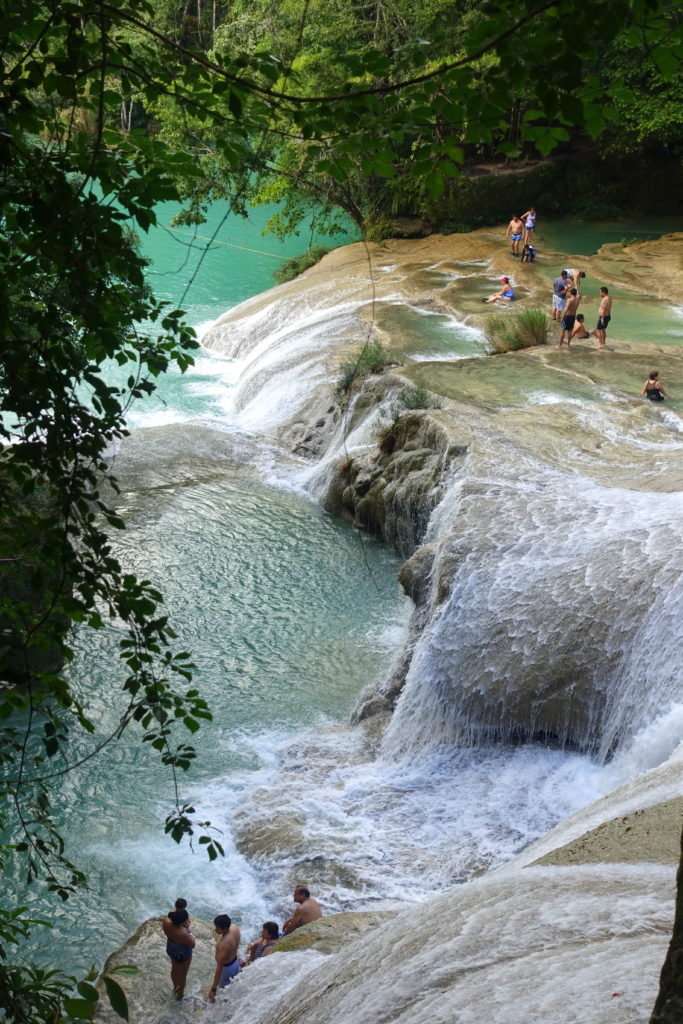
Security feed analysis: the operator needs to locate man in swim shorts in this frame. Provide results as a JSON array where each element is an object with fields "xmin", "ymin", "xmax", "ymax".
[
  {"xmin": 208, "ymin": 914, "xmax": 241, "ymax": 1002},
  {"xmin": 505, "ymin": 215, "xmax": 525, "ymax": 256},
  {"xmin": 557, "ymin": 288, "xmax": 581, "ymax": 347},
  {"xmin": 162, "ymin": 907, "xmax": 195, "ymax": 999},
  {"xmin": 283, "ymin": 885, "xmax": 323, "ymax": 934},
  {"xmin": 551, "ymin": 270, "xmax": 569, "ymax": 321},
  {"xmin": 595, "ymin": 287, "xmax": 612, "ymax": 349}
]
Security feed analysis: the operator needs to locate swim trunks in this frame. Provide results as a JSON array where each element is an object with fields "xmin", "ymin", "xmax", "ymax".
[
  {"xmin": 561, "ymin": 314, "xmax": 576, "ymax": 330},
  {"xmin": 219, "ymin": 957, "xmax": 241, "ymax": 987},
  {"xmin": 552, "ymin": 294, "xmax": 565, "ymax": 312},
  {"xmin": 166, "ymin": 940, "xmax": 192, "ymax": 964},
  {"xmin": 596, "ymin": 315, "xmax": 611, "ymax": 331},
  {"xmin": 512, "ymin": 233, "xmax": 522, "ymax": 241}
]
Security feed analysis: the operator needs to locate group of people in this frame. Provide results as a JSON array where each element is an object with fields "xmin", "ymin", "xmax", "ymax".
[
  {"xmin": 552, "ymin": 268, "xmax": 612, "ymax": 349},
  {"xmin": 481, "ymin": 210, "xmax": 674, "ymax": 399},
  {"xmin": 161, "ymin": 885, "xmax": 323, "ymax": 1002}
]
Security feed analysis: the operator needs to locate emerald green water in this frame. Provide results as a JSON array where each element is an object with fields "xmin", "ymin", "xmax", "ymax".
[{"xmin": 537, "ymin": 218, "xmax": 683, "ymax": 257}]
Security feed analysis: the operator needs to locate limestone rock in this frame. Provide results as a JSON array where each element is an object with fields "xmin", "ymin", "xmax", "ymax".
[
  {"xmin": 94, "ymin": 917, "xmax": 216, "ymax": 1024},
  {"xmin": 274, "ymin": 910, "xmax": 400, "ymax": 956}
]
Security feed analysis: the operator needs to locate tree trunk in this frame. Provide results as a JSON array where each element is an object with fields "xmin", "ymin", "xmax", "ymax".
[{"xmin": 650, "ymin": 826, "xmax": 683, "ymax": 1024}]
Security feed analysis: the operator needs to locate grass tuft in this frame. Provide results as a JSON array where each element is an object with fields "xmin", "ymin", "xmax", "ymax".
[
  {"xmin": 336, "ymin": 340, "xmax": 394, "ymax": 395},
  {"xmin": 483, "ymin": 307, "xmax": 552, "ymax": 353}
]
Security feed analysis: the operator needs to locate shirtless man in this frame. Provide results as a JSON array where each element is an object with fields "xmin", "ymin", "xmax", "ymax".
[
  {"xmin": 595, "ymin": 287, "xmax": 612, "ymax": 349},
  {"xmin": 505, "ymin": 215, "xmax": 525, "ymax": 257},
  {"xmin": 208, "ymin": 914, "xmax": 241, "ymax": 1002},
  {"xmin": 557, "ymin": 288, "xmax": 581, "ymax": 347},
  {"xmin": 162, "ymin": 907, "xmax": 195, "ymax": 999},
  {"xmin": 282, "ymin": 885, "xmax": 323, "ymax": 934}
]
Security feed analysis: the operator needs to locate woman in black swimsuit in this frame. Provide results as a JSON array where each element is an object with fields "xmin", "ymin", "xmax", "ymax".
[
  {"xmin": 162, "ymin": 907, "xmax": 195, "ymax": 999},
  {"xmin": 641, "ymin": 370, "xmax": 672, "ymax": 402}
]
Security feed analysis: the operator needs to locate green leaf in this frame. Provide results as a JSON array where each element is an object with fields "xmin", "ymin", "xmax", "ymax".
[
  {"xmin": 63, "ymin": 997, "xmax": 95, "ymax": 1019},
  {"xmin": 103, "ymin": 976, "xmax": 130, "ymax": 1022}
]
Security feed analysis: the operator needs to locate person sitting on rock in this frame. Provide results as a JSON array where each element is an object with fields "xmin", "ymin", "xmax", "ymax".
[
  {"xmin": 246, "ymin": 921, "xmax": 280, "ymax": 962},
  {"xmin": 483, "ymin": 277, "xmax": 515, "ymax": 304},
  {"xmin": 282, "ymin": 885, "xmax": 323, "ymax": 934}
]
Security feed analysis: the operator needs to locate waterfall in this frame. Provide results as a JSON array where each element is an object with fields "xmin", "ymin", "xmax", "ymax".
[{"xmin": 381, "ymin": 445, "xmax": 683, "ymax": 759}]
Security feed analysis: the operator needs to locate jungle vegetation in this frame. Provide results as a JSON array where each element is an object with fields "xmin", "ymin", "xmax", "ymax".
[{"xmin": 1, "ymin": 0, "xmax": 683, "ymax": 1021}]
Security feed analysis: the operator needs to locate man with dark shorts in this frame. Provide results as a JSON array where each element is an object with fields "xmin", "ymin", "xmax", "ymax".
[
  {"xmin": 551, "ymin": 270, "xmax": 569, "ymax": 321},
  {"xmin": 557, "ymin": 288, "xmax": 581, "ymax": 347},
  {"xmin": 595, "ymin": 287, "xmax": 612, "ymax": 349}
]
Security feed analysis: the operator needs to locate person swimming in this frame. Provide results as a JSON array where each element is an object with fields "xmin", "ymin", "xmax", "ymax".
[{"xmin": 641, "ymin": 370, "xmax": 672, "ymax": 401}]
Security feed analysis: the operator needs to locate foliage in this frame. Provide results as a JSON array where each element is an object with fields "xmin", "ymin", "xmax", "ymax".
[
  {"xmin": 483, "ymin": 308, "xmax": 552, "ymax": 352},
  {"xmin": 336, "ymin": 341, "xmax": 395, "ymax": 395},
  {"xmin": 148, "ymin": 0, "xmax": 683, "ymax": 236},
  {"xmin": 391, "ymin": 381, "xmax": 441, "ymax": 415},
  {"xmin": 274, "ymin": 245, "xmax": 331, "ymax": 284}
]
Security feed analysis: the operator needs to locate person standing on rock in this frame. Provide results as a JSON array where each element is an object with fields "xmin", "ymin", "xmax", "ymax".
[
  {"xmin": 521, "ymin": 207, "xmax": 537, "ymax": 244},
  {"xmin": 594, "ymin": 287, "xmax": 612, "ymax": 349},
  {"xmin": 282, "ymin": 885, "xmax": 323, "ymax": 934},
  {"xmin": 551, "ymin": 270, "xmax": 569, "ymax": 321},
  {"xmin": 162, "ymin": 906, "xmax": 195, "ymax": 1000},
  {"xmin": 208, "ymin": 914, "xmax": 241, "ymax": 1001},
  {"xmin": 505, "ymin": 215, "xmax": 525, "ymax": 257},
  {"xmin": 557, "ymin": 288, "xmax": 581, "ymax": 348}
]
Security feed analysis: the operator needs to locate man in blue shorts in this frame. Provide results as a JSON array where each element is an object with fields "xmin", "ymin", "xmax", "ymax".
[
  {"xmin": 505, "ymin": 215, "xmax": 525, "ymax": 256},
  {"xmin": 208, "ymin": 914, "xmax": 241, "ymax": 1002}
]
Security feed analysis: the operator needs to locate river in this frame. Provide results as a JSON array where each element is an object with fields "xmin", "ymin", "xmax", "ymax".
[{"xmin": 8, "ymin": 206, "xmax": 683, "ymax": 990}]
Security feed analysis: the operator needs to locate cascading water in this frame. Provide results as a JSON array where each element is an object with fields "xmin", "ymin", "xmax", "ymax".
[
  {"xmin": 16, "ymin": 219, "xmax": 683, "ymax": 1024},
  {"xmin": 380, "ymin": 445, "xmax": 683, "ymax": 759}
]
